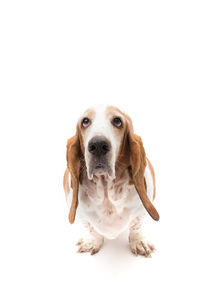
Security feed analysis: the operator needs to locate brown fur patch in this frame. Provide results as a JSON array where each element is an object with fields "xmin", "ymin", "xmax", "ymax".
[
  {"xmin": 63, "ymin": 167, "xmax": 70, "ymax": 195},
  {"xmin": 64, "ymin": 124, "xmax": 86, "ymax": 224}
]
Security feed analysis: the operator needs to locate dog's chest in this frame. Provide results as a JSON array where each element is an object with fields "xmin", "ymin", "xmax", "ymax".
[
  {"xmin": 78, "ymin": 170, "xmax": 144, "ymax": 238},
  {"xmin": 80, "ymin": 172, "xmax": 130, "ymax": 211}
]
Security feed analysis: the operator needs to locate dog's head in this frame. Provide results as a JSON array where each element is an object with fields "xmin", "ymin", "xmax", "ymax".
[{"xmin": 64, "ymin": 105, "xmax": 159, "ymax": 223}]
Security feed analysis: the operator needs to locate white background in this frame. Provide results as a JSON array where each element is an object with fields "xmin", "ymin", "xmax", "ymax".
[{"xmin": 0, "ymin": 0, "xmax": 200, "ymax": 282}]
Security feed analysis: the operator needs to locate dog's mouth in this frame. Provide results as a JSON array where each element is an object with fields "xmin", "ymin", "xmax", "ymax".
[
  {"xmin": 90, "ymin": 160, "xmax": 108, "ymax": 176},
  {"xmin": 95, "ymin": 163, "xmax": 105, "ymax": 169},
  {"xmin": 93, "ymin": 163, "xmax": 107, "ymax": 175},
  {"xmin": 88, "ymin": 159, "xmax": 114, "ymax": 180}
]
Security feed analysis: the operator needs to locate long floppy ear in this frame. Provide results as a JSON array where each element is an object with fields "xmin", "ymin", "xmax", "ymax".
[
  {"xmin": 64, "ymin": 132, "xmax": 81, "ymax": 224},
  {"xmin": 127, "ymin": 120, "xmax": 160, "ymax": 221}
]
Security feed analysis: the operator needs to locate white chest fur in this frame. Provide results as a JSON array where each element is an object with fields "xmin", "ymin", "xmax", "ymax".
[{"xmin": 76, "ymin": 163, "xmax": 154, "ymax": 239}]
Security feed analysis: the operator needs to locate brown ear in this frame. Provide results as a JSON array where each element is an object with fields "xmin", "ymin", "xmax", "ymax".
[
  {"xmin": 64, "ymin": 133, "xmax": 81, "ymax": 224},
  {"xmin": 127, "ymin": 121, "xmax": 160, "ymax": 221}
]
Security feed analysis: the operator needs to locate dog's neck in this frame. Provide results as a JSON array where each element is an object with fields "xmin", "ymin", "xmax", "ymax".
[{"xmin": 81, "ymin": 168, "xmax": 130, "ymax": 190}]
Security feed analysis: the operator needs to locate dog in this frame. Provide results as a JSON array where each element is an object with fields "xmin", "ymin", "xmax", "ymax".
[{"xmin": 63, "ymin": 105, "xmax": 159, "ymax": 256}]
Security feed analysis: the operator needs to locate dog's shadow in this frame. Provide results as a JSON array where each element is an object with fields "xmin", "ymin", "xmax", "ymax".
[
  {"xmin": 94, "ymin": 231, "xmax": 144, "ymax": 267},
  {"xmin": 72, "ymin": 230, "xmax": 149, "ymax": 279}
]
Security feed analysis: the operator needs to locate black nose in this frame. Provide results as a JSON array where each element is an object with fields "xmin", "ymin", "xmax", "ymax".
[{"xmin": 88, "ymin": 136, "xmax": 111, "ymax": 156}]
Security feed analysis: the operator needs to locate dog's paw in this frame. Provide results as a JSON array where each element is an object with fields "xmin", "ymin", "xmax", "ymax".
[
  {"xmin": 129, "ymin": 234, "xmax": 155, "ymax": 257},
  {"xmin": 76, "ymin": 235, "xmax": 104, "ymax": 255}
]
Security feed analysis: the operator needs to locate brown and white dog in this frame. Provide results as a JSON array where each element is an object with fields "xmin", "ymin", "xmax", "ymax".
[{"xmin": 63, "ymin": 105, "xmax": 159, "ymax": 256}]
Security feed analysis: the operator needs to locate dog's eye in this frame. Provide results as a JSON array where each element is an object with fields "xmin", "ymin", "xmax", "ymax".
[
  {"xmin": 112, "ymin": 117, "xmax": 122, "ymax": 128},
  {"xmin": 81, "ymin": 117, "xmax": 91, "ymax": 128}
]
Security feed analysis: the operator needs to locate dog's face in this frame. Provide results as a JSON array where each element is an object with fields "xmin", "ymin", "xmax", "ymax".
[{"xmin": 78, "ymin": 105, "xmax": 126, "ymax": 180}]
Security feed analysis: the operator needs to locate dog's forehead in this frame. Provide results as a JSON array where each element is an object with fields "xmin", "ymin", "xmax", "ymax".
[{"xmin": 82, "ymin": 105, "xmax": 122, "ymax": 121}]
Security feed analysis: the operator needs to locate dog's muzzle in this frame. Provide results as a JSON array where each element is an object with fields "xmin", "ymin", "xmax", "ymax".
[{"xmin": 88, "ymin": 136, "xmax": 111, "ymax": 176}]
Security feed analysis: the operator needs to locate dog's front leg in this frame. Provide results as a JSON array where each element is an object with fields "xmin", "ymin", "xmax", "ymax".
[
  {"xmin": 76, "ymin": 222, "xmax": 104, "ymax": 255},
  {"xmin": 129, "ymin": 216, "xmax": 155, "ymax": 257}
]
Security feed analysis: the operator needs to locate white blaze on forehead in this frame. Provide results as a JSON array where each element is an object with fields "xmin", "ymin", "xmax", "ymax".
[
  {"xmin": 85, "ymin": 105, "xmax": 111, "ymax": 143},
  {"xmin": 82, "ymin": 104, "xmax": 124, "ymax": 154}
]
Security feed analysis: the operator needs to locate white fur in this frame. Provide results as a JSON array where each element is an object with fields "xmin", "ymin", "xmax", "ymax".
[
  {"xmin": 129, "ymin": 227, "xmax": 155, "ymax": 256},
  {"xmin": 77, "ymin": 164, "xmax": 153, "ymax": 240},
  {"xmin": 76, "ymin": 229, "xmax": 104, "ymax": 255}
]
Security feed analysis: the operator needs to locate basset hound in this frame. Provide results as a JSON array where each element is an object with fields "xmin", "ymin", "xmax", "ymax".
[{"xmin": 63, "ymin": 105, "xmax": 159, "ymax": 256}]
